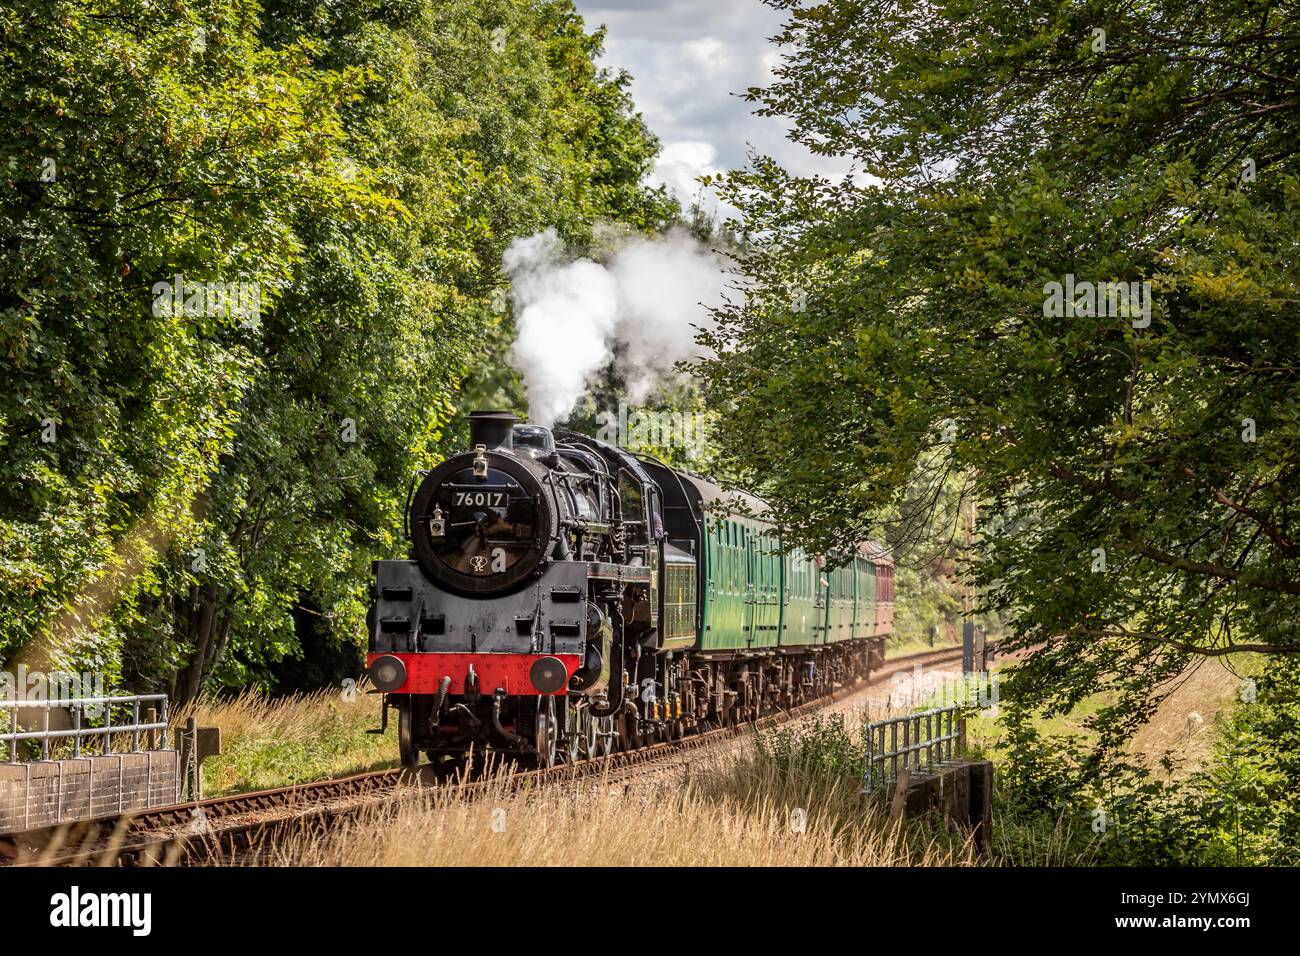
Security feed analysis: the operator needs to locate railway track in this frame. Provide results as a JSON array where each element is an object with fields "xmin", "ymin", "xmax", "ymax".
[{"xmin": 1, "ymin": 645, "xmax": 965, "ymax": 867}]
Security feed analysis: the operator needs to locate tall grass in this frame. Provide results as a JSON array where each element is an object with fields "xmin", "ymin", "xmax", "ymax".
[
  {"xmin": 258, "ymin": 766, "xmax": 973, "ymax": 867},
  {"xmin": 170, "ymin": 675, "xmax": 1222, "ymax": 866},
  {"xmin": 243, "ymin": 710, "xmax": 979, "ymax": 867},
  {"xmin": 987, "ymin": 801, "xmax": 1102, "ymax": 866},
  {"xmin": 175, "ymin": 686, "xmax": 395, "ymax": 796}
]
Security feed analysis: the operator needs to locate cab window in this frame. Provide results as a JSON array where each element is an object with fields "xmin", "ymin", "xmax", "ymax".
[{"xmin": 620, "ymin": 469, "xmax": 649, "ymax": 537}]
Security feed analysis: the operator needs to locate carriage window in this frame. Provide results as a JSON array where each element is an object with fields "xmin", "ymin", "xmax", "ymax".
[
  {"xmin": 719, "ymin": 526, "xmax": 726, "ymax": 593},
  {"xmin": 718, "ymin": 524, "xmax": 727, "ymax": 593},
  {"xmin": 727, "ymin": 526, "xmax": 733, "ymax": 594},
  {"xmin": 726, "ymin": 524, "xmax": 733, "ymax": 592},
  {"xmin": 735, "ymin": 528, "xmax": 741, "ymax": 591},
  {"xmin": 736, "ymin": 525, "xmax": 742, "ymax": 589},
  {"xmin": 733, "ymin": 525, "xmax": 740, "ymax": 590},
  {"xmin": 648, "ymin": 486, "xmax": 663, "ymax": 540},
  {"xmin": 730, "ymin": 527, "xmax": 737, "ymax": 593}
]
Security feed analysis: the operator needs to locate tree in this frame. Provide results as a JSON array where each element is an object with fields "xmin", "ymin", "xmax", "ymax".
[
  {"xmin": 1, "ymin": 0, "xmax": 362, "ymax": 685},
  {"xmin": 696, "ymin": 0, "xmax": 1300, "ymax": 760}
]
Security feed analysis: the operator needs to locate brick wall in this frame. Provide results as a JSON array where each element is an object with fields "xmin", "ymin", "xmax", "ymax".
[{"xmin": 0, "ymin": 751, "xmax": 181, "ymax": 834}]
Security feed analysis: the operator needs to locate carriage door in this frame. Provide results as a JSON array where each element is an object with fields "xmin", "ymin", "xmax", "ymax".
[
  {"xmin": 752, "ymin": 529, "xmax": 779, "ymax": 647},
  {"xmin": 740, "ymin": 523, "xmax": 754, "ymax": 647}
]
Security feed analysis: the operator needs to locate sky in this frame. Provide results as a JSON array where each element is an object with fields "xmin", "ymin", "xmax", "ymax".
[{"xmin": 571, "ymin": 0, "xmax": 856, "ymax": 220}]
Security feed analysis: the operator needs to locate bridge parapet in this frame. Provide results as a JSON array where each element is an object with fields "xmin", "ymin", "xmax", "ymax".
[{"xmin": 0, "ymin": 694, "xmax": 181, "ymax": 835}]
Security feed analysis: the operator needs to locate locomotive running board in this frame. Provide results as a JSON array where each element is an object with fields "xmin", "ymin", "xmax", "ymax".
[{"xmin": 585, "ymin": 562, "xmax": 651, "ymax": 583}]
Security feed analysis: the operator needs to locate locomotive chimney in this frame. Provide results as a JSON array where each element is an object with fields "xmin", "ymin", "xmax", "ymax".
[{"xmin": 467, "ymin": 410, "xmax": 518, "ymax": 451}]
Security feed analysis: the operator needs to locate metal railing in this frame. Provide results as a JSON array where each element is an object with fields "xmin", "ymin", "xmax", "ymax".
[
  {"xmin": 862, "ymin": 703, "xmax": 965, "ymax": 794},
  {"xmin": 0, "ymin": 694, "xmax": 170, "ymax": 762}
]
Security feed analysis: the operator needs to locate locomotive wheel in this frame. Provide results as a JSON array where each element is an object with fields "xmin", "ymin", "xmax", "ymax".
[
  {"xmin": 398, "ymin": 701, "xmax": 420, "ymax": 770},
  {"xmin": 564, "ymin": 698, "xmax": 581, "ymax": 763},
  {"xmin": 720, "ymin": 693, "xmax": 737, "ymax": 728},
  {"xmin": 580, "ymin": 710, "xmax": 598, "ymax": 757},
  {"xmin": 595, "ymin": 715, "xmax": 615, "ymax": 757},
  {"xmin": 535, "ymin": 695, "xmax": 558, "ymax": 768}
]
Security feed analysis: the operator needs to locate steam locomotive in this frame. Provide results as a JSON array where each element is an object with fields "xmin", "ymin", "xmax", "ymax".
[{"xmin": 366, "ymin": 410, "xmax": 894, "ymax": 768}]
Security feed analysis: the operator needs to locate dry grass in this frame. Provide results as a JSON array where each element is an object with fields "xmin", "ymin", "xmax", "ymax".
[
  {"xmin": 1126, "ymin": 656, "xmax": 1255, "ymax": 775},
  {"xmin": 174, "ymin": 685, "xmax": 395, "ymax": 796},
  {"xmin": 15, "ymin": 704, "xmax": 983, "ymax": 867},
  {"xmin": 220, "ymin": 707, "xmax": 982, "ymax": 868},
  {"xmin": 183, "ymin": 662, "xmax": 1234, "ymax": 866},
  {"xmin": 234, "ymin": 717, "xmax": 980, "ymax": 867}
]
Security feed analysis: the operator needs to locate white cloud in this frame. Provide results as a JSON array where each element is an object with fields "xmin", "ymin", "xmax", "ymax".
[
  {"xmin": 681, "ymin": 37, "xmax": 734, "ymax": 75},
  {"xmin": 650, "ymin": 141, "xmax": 722, "ymax": 210},
  {"xmin": 574, "ymin": 0, "xmax": 859, "ymax": 220}
]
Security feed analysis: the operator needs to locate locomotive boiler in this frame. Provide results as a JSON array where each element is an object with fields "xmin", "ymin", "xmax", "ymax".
[{"xmin": 366, "ymin": 410, "xmax": 893, "ymax": 768}]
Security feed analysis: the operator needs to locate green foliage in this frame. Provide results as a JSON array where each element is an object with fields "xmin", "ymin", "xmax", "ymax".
[
  {"xmin": 182, "ymin": 687, "xmax": 397, "ymax": 796},
  {"xmin": 890, "ymin": 562, "xmax": 961, "ymax": 647},
  {"xmin": 695, "ymin": 0, "xmax": 1300, "ymax": 759},
  {"xmin": 1, "ymin": 0, "xmax": 674, "ymax": 697},
  {"xmin": 755, "ymin": 713, "xmax": 867, "ymax": 782},
  {"xmin": 994, "ymin": 655, "xmax": 1300, "ymax": 865},
  {"xmin": 438, "ymin": 1, "xmax": 680, "ymax": 436},
  {"xmin": 1, "ymin": 0, "xmax": 357, "ymax": 682}
]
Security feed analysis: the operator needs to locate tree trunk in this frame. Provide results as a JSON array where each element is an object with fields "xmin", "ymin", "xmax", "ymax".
[
  {"xmin": 174, "ymin": 582, "xmax": 220, "ymax": 705},
  {"xmin": 206, "ymin": 613, "xmax": 233, "ymax": 684}
]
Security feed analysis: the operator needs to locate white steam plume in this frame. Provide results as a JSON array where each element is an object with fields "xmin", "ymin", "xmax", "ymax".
[
  {"xmin": 503, "ymin": 230, "xmax": 619, "ymax": 427},
  {"xmin": 503, "ymin": 226, "xmax": 726, "ymax": 426}
]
